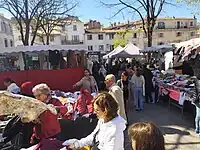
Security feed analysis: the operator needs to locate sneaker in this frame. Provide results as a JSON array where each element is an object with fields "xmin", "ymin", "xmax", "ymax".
[
  {"xmin": 140, "ymin": 109, "xmax": 143, "ymax": 112},
  {"xmin": 135, "ymin": 109, "xmax": 139, "ymax": 112}
]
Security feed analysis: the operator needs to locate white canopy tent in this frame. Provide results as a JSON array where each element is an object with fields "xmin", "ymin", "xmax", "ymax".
[
  {"xmin": 111, "ymin": 43, "xmax": 142, "ymax": 58},
  {"xmin": 174, "ymin": 38, "xmax": 200, "ymax": 58},
  {"xmin": 175, "ymin": 38, "xmax": 200, "ymax": 49},
  {"xmin": 0, "ymin": 44, "xmax": 87, "ymax": 54},
  {"xmin": 103, "ymin": 45, "xmax": 122, "ymax": 59}
]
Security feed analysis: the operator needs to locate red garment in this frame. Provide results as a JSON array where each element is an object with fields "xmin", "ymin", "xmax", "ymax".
[
  {"xmin": 31, "ymin": 110, "xmax": 61, "ymax": 142},
  {"xmin": 0, "ymin": 115, "xmax": 4, "ymax": 120},
  {"xmin": 47, "ymin": 98, "xmax": 68, "ymax": 118},
  {"xmin": 74, "ymin": 88, "xmax": 94, "ymax": 115},
  {"xmin": 21, "ymin": 81, "xmax": 34, "ymax": 96},
  {"xmin": 33, "ymin": 138, "xmax": 63, "ymax": 150}
]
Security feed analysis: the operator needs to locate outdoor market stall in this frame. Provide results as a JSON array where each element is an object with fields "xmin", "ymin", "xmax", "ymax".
[
  {"xmin": 102, "ymin": 45, "xmax": 122, "ymax": 59},
  {"xmin": 0, "ymin": 91, "xmax": 98, "ymax": 150},
  {"xmin": 140, "ymin": 44, "xmax": 174, "ymax": 70},
  {"xmin": 173, "ymin": 38, "xmax": 200, "ymax": 78},
  {"xmin": 110, "ymin": 43, "xmax": 142, "ymax": 58},
  {"xmin": 152, "ymin": 69, "xmax": 196, "ymax": 117},
  {"xmin": 0, "ymin": 45, "xmax": 87, "ymax": 92}
]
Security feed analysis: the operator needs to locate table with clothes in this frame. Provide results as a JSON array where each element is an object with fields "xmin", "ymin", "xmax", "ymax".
[
  {"xmin": 152, "ymin": 69, "xmax": 196, "ymax": 106},
  {"xmin": 51, "ymin": 89, "xmax": 97, "ymax": 120},
  {"xmin": 0, "ymin": 90, "xmax": 98, "ymax": 150}
]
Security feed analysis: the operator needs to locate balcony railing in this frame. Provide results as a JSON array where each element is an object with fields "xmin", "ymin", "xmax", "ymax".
[
  {"xmin": 155, "ymin": 26, "xmax": 197, "ymax": 30},
  {"xmin": 61, "ymin": 40, "xmax": 84, "ymax": 45}
]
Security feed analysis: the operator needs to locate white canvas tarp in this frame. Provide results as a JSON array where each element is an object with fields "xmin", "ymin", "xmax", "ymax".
[
  {"xmin": 103, "ymin": 45, "xmax": 122, "ymax": 59},
  {"xmin": 0, "ymin": 45, "xmax": 87, "ymax": 54},
  {"xmin": 175, "ymin": 38, "xmax": 200, "ymax": 48},
  {"xmin": 111, "ymin": 43, "xmax": 142, "ymax": 58}
]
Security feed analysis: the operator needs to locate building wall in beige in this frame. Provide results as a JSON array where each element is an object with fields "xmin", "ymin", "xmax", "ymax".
[{"xmin": 129, "ymin": 17, "xmax": 198, "ymax": 48}]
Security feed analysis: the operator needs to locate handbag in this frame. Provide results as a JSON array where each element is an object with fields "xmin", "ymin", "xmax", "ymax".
[{"xmin": 91, "ymin": 129, "xmax": 100, "ymax": 150}]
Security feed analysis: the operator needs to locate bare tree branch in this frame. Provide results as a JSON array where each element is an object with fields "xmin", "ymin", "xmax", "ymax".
[
  {"xmin": 0, "ymin": 0, "xmax": 78, "ymax": 45},
  {"xmin": 101, "ymin": 0, "xmax": 175, "ymax": 47}
]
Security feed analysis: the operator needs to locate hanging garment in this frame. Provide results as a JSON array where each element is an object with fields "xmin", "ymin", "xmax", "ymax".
[{"xmin": 49, "ymin": 50, "xmax": 60, "ymax": 69}]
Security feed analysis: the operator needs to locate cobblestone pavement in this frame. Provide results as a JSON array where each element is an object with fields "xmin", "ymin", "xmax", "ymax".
[{"xmin": 124, "ymin": 102, "xmax": 200, "ymax": 150}]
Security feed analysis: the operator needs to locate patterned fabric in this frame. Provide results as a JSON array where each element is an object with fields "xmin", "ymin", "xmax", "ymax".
[{"xmin": 0, "ymin": 91, "xmax": 57, "ymax": 123}]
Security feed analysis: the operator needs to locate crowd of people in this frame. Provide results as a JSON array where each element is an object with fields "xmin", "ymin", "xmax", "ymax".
[{"xmin": 0, "ymin": 58, "xmax": 167, "ymax": 150}]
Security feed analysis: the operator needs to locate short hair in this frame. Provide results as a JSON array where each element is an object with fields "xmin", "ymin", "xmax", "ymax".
[
  {"xmin": 94, "ymin": 92, "xmax": 119, "ymax": 121},
  {"xmin": 128, "ymin": 122, "xmax": 165, "ymax": 150},
  {"xmin": 32, "ymin": 83, "xmax": 51, "ymax": 96},
  {"xmin": 84, "ymin": 68, "xmax": 91, "ymax": 75},
  {"xmin": 122, "ymin": 71, "xmax": 128, "ymax": 77},
  {"xmin": 136, "ymin": 68, "xmax": 142, "ymax": 77},
  {"xmin": 105, "ymin": 74, "xmax": 116, "ymax": 82}
]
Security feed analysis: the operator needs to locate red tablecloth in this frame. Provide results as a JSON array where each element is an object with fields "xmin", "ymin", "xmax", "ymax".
[{"xmin": 167, "ymin": 88, "xmax": 180, "ymax": 102}]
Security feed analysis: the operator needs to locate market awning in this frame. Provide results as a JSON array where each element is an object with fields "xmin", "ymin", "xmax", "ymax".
[
  {"xmin": 111, "ymin": 43, "xmax": 142, "ymax": 58},
  {"xmin": 0, "ymin": 45, "xmax": 87, "ymax": 54},
  {"xmin": 103, "ymin": 45, "xmax": 122, "ymax": 59},
  {"xmin": 175, "ymin": 38, "xmax": 200, "ymax": 49},
  {"xmin": 141, "ymin": 44, "xmax": 174, "ymax": 53}
]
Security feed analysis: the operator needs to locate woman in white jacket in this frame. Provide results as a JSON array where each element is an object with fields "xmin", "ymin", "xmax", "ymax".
[{"xmin": 62, "ymin": 92, "xmax": 126, "ymax": 150}]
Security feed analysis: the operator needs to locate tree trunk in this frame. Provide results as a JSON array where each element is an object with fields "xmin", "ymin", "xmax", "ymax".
[
  {"xmin": 46, "ymin": 34, "xmax": 50, "ymax": 45},
  {"xmin": 24, "ymin": 24, "xmax": 30, "ymax": 46},
  {"xmin": 24, "ymin": 0, "xmax": 29, "ymax": 46}
]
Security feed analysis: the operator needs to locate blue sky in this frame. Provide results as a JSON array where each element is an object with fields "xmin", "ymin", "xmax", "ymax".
[{"xmin": 1, "ymin": 0, "xmax": 198, "ymax": 26}]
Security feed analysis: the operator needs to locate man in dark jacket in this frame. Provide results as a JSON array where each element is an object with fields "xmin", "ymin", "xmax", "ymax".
[
  {"xmin": 173, "ymin": 61, "xmax": 194, "ymax": 76},
  {"xmin": 143, "ymin": 64, "xmax": 154, "ymax": 103}
]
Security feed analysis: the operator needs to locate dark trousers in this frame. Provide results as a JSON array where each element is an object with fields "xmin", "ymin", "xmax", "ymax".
[
  {"xmin": 155, "ymin": 85, "xmax": 159, "ymax": 102},
  {"xmin": 145, "ymin": 87, "xmax": 153, "ymax": 103}
]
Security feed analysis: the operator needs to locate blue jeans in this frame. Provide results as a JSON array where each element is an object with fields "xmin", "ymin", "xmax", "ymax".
[
  {"xmin": 134, "ymin": 87, "xmax": 143, "ymax": 110},
  {"xmin": 195, "ymin": 115, "xmax": 200, "ymax": 133},
  {"xmin": 195, "ymin": 105, "xmax": 200, "ymax": 134}
]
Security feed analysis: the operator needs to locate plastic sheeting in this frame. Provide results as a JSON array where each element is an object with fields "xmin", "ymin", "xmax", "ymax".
[{"xmin": 0, "ymin": 45, "xmax": 87, "ymax": 54}]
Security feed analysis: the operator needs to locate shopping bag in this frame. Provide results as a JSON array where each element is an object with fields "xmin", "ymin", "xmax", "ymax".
[{"xmin": 77, "ymin": 146, "xmax": 91, "ymax": 150}]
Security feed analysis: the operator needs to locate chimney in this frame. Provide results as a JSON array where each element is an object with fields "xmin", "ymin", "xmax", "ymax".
[
  {"xmin": 128, "ymin": 20, "xmax": 130, "ymax": 24},
  {"xmin": 118, "ymin": 22, "xmax": 120, "ymax": 25},
  {"xmin": 114, "ymin": 22, "xmax": 116, "ymax": 26}
]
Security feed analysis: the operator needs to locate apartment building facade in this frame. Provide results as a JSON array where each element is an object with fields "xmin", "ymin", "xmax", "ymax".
[
  {"xmin": 131, "ymin": 17, "xmax": 198, "ymax": 48},
  {"xmin": 13, "ymin": 16, "xmax": 85, "ymax": 46},
  {"xmin": 84, "ymin": 29, "xmax": 116, "ymax": 52},
  {"xmin": 0, "ymin": 14, "xmax": 14, "ymax": 48},
  {"xmin": 105, "ymin": 17, "xmax": 198, "ymax": 49}
]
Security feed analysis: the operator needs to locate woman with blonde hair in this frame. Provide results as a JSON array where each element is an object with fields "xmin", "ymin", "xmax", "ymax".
[
  {"xmin": 128, "ymin": 122, "xmax": 165, "ymax": 150},
  {"xmin": 62, "ymin": 92, "xmax": 126, "ymax": 150}
]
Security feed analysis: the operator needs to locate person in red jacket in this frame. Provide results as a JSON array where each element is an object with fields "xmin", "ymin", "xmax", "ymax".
[
  {"xmin": 32, "ymin": 83, "xmax": 68, "ymax": 118},
  {"xmin": 26, "ymin": 83, "xmax": 66, "ymax": 150},
  {"xmin": 27, "ymin": 109, "xmax": 63, "ymax": 150}
]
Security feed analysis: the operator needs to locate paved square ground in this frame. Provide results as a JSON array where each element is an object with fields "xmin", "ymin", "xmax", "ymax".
[{"xmin": 124, "ymin": 102, "xmax": 200, "ymax": 150}]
